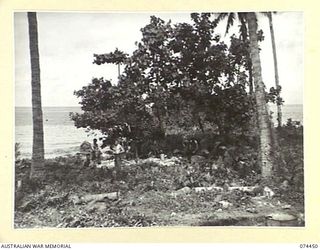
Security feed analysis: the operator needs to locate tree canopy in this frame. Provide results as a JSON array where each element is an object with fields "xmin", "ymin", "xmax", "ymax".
[{"xmin": 71, "ymin": 13, "xmax": 277, "ymax": 155}]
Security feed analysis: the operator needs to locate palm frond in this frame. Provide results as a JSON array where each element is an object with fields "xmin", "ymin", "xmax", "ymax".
[
  {"xmin": 213, "ymin": 13, "xmax": 228, "ymax": 27},
  {"xmin": 225, "ymin": 13, "xmax": 235, "ymax": 35},
  {"xmin": 238, "ymin": 12, "xmax": 248, "ymax": 40}
]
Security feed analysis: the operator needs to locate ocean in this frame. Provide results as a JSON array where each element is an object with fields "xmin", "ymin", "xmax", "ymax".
[
  {"xmin": 15, "ymin": 107, "xmax": 101, "ymax": 159},
  {"xmin": 268, "ymin": 104, "xmax": 303, "ymax": 125},
  {"xmin": 15, "ymin": 104, "xmax": 303, "ymax": 159}
]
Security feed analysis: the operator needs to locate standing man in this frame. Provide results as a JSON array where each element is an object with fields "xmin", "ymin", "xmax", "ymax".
[
  {"xmin": 183, "ymin": 137, "xmax": 199, "ymax": 162},
  {"xmin": 113, "ymin": 139, "xmax": 125, "ymax": 174},
  {"xmin": 80, "ymin": 140, "xmax": 93, "ymax": 168},
  {"xmin": 92, "ymin": 138, "xmax": 102, "ymax": 164}
]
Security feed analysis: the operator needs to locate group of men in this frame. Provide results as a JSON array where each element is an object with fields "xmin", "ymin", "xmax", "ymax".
[
  {"xmin": 79, "ymin": 136, "xmax": 215, "ymax": 170},
  {"xmin": 80, "ymin": 138, "xmax": 125, "ymax": 170}
]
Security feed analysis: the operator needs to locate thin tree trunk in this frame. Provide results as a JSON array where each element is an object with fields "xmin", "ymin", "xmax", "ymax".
[
  {"xmin": 247, "ymin": 12, "xmax": 273, "ymax": 181},
  {"xmin": 268, "ymin": 12, "xmax": 282, "ymax": 127},
  {"xmin": 28, "ymin": 12, "xmax": 45, "ymax": 180},
  {"xmin": 198, "ymin": 116, "xmax": 205, "ymax": 133},
  {"xmin": 248, "ymin": 60, "xmax": 254, "ymax": 94},
  {"xmin": 158, "ymin": 112, "xmax": 166, "ymax": 138}
]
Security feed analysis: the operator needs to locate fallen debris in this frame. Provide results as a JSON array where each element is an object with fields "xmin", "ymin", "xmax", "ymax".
[
  {"xmin": 194, "ymin": 186, "xmax": 223, "ymax": 192},
  {"xmin": 142, "ymin": 157, "xmax": 181, "ymax": 167},
  {"xmin": 263, "ymin": 186, "xmax": 275, "ymax": 199},
  {"xmin": 228, "ymin": 186, "xmax": 256, "ymax": 192},
  {"xmin": 246, "ymin": 207, "xmax": 258, "ymax": 214},
  {"xmin": 170, "ymin": 187, "xmax": 191, "ymax": 197},
  {"xmin": 281, "ymin": 204, "xmax": 292, "ymax": 210},
  {"xmin": 72, "ymin": 192, "xmax": 119, "ymax": 204},
  {"xmin": 85, "ymin": 201, "xmax": 108, "ymax": 213},
  {"xmin": 14, "ymin": 153, "xmax": 304, "ymax": 228},
  {"xmin": 219, "ymin": 200, "xmax": 233, "ymax": 209},
  {"xmin": 19, "ymin": 199, "xmax": 38, "ymax": 212}
]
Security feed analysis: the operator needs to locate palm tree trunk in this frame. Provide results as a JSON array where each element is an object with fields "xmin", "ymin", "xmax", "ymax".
[
  {"xmin": 248, "ymin": 60, "xmax": 254, "ymax": 94},
  {"xmin": 247, "ymin": 12, "xmax": 273, "ymax": 181},
  {"xmin": 28, "ymin": 12, "xmax": 45, "ymax": 180},
  {"xmin": 156, "ymin": 108, "xmax": 166, "ymax": 138},
  {"xmin": 268, "ymin": 12, "xmax": 282, "ymax": 127}
]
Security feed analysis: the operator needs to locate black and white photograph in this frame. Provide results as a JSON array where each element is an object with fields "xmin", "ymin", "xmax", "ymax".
[{"xmin": 14, "ymin": 11, "xmax": 304, "ymax": 228}]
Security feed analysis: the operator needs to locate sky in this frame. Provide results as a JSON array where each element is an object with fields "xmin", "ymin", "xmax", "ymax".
[{"xmin": 14, "ymin": 12, "xmax": 303, "ymax": 107}]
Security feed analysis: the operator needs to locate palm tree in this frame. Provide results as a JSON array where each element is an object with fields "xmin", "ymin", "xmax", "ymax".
[
  {"xmin": 27, "ymin": 12, "xmax": 45, "ymax": 180},
  {"xmin": 214, "ymin": 12, "xmax": 254, "ymax": 94},
  {"xmin": 214, "ymin": 12, "xmax": 274, "ymax": 180},
  {"xmin": 267, "ymin": 12, "xmax": 282, "ymax": 127},
  {"xmin": 247, "ymin": 12, "xmax": 273, "ymax": 180}
]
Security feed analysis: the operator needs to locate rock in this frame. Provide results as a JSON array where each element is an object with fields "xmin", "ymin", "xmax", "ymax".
[
  {"xmin": 85, "ymin": 201, "xmax": 107, "ymax": 213},
  {"xmin": 70, "ymin": 195, "xmax": 82, "ymax": 205},
  {"xmin": 266, "ymin": 213, "xmax": 297, "ymax": 226},
  {"xmin": 252, "ymin": 185, "xmax": 264, "ymax": 196},
  {"xmin": 17, "ymin": 180, "xmax": 22, "ymax": 190},
  {"xmin": 229, "ymin": 186, "xmax": 256, "ymax": 192},
  {"xmin": 130, "ymin": 201, "xmax": 136, "ymax": 206},
  {"xmin": 255, "ymin": 201, "xmax": 263, "ymax": 207},
  {"xmin": 199, "ymin": 149, "xmax": 210, "ymax": 157},
  {"xmin": 194, "ymin": 186, "xmax": 215, "ymax": 192},
  {"xmin": 143, "ymin": 157, "xmax": 178, "ymax": 167},
  {"xmin": 263, "ymin": 186, "xmax": 275, "ymax": 198},
  {"xmin": 267, "ymin": 213, "xmax": 296, "ymax": 221},
  {"xmin": 190, "ymin": 155, "xmax": 206, "ymax": 164},
  {"xmin": 246, "ymin": 208, "xmax": 258, "ymax": 214},
  {"xmin": 211, "ymin": 163, "xmax": 219, "ymax": 170},
  {"xmin": 160, "ymin": 154, "xmax": 166, "ymax": 161},
  {"xmin": 211, "ymin": 186, "xmax": 224, "ymax": 192},
  {"xmin": 219, "ymin": 200, "xmax": 232, "ymax": 209},
  {"xmin": 56, "ymin": 222, "xmax": 66, "ymax": 228},
  {"xmin": 281, "ymin": 204, "xmax": 292, "ymax": 209},
  {"xmin": 151, "ymin": 166, "xmax": 159, "ymax": 173},
  {"xmin": 100, "ymin": 160, "xmax": 115, "ymax": 169},
  {"xmin": 173, "ymin": 149, "xmax": 182, "ymax": 155},
  {"xmin": 280, "ymin": 180, "xmax": 289, "ymax": 190},
  {"xmin": 46, "ymin": 193, "xmax": 69, "ymax": 207},
  {"xmin": 171, "ymin": 187, "xmax": 191, "ymax": 197},
  {"xmin": 194, "ymin": 187, "xmax": 208, "ymax": 193},
  {"xmin": 193, "ymin": 186, "xmax": 224, "ymax": 193},
  {"xmin": 71, "ymin": 192, "xmax": 119, "ymax": 205},
  {"xmin": 214, "ymin": 194, "xmax": 223, "ymax": 202},
  {"xmin": 223, "ymin": 183, "xmax": 229, "ymax": 192},
  {"xmin": 19, "ymin": 199, "xmax": 37, "ymax": 212}
]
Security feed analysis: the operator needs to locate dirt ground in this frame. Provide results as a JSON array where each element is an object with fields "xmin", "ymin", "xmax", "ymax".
[{"xmin": 14, "ymin": 157, "xmax": 305, "ymax": 228}]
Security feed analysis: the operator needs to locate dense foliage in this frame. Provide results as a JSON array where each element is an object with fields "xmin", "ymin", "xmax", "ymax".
[{"xmin": 70, "ymin": 14, "xmax": 270, "ymax": 154}]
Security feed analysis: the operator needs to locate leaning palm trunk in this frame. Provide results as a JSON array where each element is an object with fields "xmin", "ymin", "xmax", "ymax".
[
  {"xmin": 268, "ymin": 12, "xmax": 282, "ymax": 127},
  {"xmin": 28, "ymin": 12, "xmax": 45, "ymax": 179},
  {"xmin": 247, "ymin": 13, "xmax": 273, "ymax": 180}
]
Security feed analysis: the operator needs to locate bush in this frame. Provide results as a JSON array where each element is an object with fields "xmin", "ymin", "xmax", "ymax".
[{"xmin": 276, "ymin": 119, "xmax": 304, "ymax": 192}]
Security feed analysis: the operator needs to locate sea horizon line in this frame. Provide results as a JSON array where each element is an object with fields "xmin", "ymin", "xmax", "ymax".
[{"xmin": 15, "ymin": 103, "xmax": 304, "ymax": 108}]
